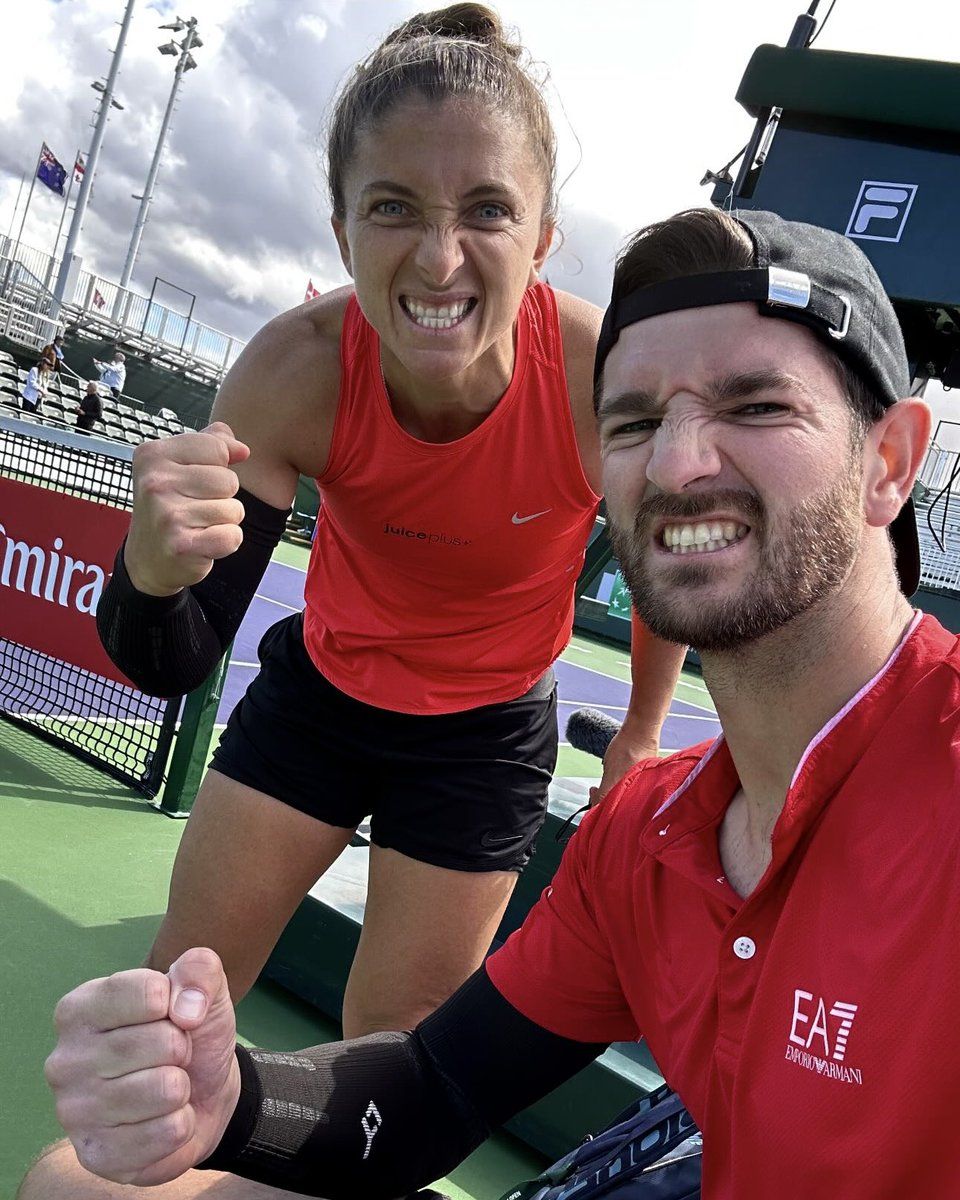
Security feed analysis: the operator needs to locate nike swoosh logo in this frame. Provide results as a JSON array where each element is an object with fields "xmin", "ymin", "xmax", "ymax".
[
  {"xmin": 479, "ymin": 831, "xmax": 526, "ymax": 848},
  {"xmin": 512, "ymin": 509, "xmax": 552, "ymax": 525}
]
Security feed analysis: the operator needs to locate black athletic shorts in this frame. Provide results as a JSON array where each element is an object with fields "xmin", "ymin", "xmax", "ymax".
[{"xmin": 210, "ymin": 614, "xmax": 557, "ymax": 872}]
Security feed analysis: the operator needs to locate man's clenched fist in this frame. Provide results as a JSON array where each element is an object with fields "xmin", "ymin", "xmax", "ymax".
[{"xmin": 44, "ymin": 948, "xmax": 240, "ymax": 1187}]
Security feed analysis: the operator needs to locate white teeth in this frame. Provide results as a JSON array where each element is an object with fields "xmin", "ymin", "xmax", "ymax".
[
  {"xmin": 404, "ymin": 298, "xmax": 471, "ymax": 326},
  {"xmin": 662, "ymin": 520, "xmax": 750, "ymax": 555}
]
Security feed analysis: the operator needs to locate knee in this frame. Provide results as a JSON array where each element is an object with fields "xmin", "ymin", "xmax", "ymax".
[
  {"xmin": 17, "ymin": 1139, "xmax": 77, "ymax": 1200},
  {"xmin": 342, "ymin": 986, "xmax": 452, "ymax": 1039},
  {"xmin": 145, "ymin": 933, "xmax": 253, "ymax": 1004}
]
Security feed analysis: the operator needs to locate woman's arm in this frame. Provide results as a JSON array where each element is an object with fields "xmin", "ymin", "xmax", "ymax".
[{"xmin": 97, "ymin": 293, "xmax": 350, "ymax": 695}]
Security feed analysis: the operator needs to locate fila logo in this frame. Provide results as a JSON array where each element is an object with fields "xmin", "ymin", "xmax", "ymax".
[
  {"xmin": 784, "ymin": 989, "xmax": 863, "ymax": 1086},
  {"xmin": 361, "ymin": 1100, "xmax": 382, "ymax": 1160},
  {"xmin": 845, "ymin": 180, "xmax": 918, "ymax": 243}
]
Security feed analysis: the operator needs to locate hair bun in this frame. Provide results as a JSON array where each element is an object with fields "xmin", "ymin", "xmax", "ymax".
[{"xmin": 385, "ymin": 4, "xmax": 522, "ymax": 59}]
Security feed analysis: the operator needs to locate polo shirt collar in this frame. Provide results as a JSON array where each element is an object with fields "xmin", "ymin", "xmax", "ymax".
[{"xmin": 641, "ymin": 612, "xmax": 949, "ymax": 878}]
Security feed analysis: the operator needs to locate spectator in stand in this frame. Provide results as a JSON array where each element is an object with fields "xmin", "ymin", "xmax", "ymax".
[
  {"xmin": 40, "ymin": 335, "xmax": 65, "ymax": 374},
  {"xmin": 20, "ymin": 360, "xmax": 51, "ymax": 414},
  {"xmin": 76, "ymin": 381, "xmax": 104, "ymax": 433},
  {"xmin": 93, "ymin": 351, "xmax": 126, "ymax": 398}
]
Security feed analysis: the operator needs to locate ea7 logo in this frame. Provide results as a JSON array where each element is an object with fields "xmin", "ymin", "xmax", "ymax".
[
  {"xmin": 845, "ymin": 181, "xmax": 918, "ymax": 243},
  {"xmin": 788, "ymin": 989, "xmax": 858, "ymax": 1062}
]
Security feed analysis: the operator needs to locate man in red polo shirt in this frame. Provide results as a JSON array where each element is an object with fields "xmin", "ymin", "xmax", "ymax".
[{"xmin": 31, "ymin": 209, "xmax": 956, "ymax": 1200}]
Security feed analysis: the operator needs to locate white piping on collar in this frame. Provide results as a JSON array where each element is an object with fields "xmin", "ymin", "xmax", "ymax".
[
  {"xmin": 652, "ymin": 734, "xmax": 725, "ymax": 821},
  {"xmin": 649, "ymin": 610, "xmax": 923, "ymax": 823},
  {"xmin": 788, "ymin": 609, "xmax": 922, "ymax": 788}
]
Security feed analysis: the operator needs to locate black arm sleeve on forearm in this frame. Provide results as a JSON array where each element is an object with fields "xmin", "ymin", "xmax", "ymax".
[
  {"xmin": 95, "ymin": 486, "xmax": 289, "ymax": 697},
  {"xmin": 197, "ymin": 968, "xmax": 606, "ymax": 1199}
]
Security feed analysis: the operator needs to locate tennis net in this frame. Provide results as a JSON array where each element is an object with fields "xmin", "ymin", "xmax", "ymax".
[{"xmin": 0, "ymin": 416, "xmax": 179, "ymax": 794}]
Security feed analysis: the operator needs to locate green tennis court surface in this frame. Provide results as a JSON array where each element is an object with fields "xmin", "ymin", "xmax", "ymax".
[{"xmin": 0, "ymin": 716, "xmax": 546, "ymax": 1199}]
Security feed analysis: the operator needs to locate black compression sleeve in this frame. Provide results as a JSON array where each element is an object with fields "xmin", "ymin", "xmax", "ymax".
[
  {"xmin": 96, "ymin": 487, "xmax": 289, "ymax": 696},
  {"xmin": 196, "ymin": 969, "xmax": 604, "ymax": 1198}
]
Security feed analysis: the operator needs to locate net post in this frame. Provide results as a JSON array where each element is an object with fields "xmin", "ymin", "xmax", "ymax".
[{"xmin": 157, "ymin": 643, "xmax": 231, "ymax": 818}]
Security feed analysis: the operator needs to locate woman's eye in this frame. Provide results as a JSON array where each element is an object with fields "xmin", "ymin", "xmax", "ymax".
[
  {"xmin": 375, "ymin": 200, "xmax": 407, "ymax": 217},
  {"xmin": 475, "ymin": 202, "xmax": 509, "ymax": 220}
]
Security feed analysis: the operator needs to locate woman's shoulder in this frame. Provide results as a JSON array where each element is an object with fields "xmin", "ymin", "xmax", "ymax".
[
  {"xmin": 212, "ymin": 286, "xmax": 354, "ymax": 478},
  {"xmin": 551, "ymin": 288, "xmax": 603, "ymax": 354},
  {"xmin": 246, "ymin": 285, "xmax": 353, "ymax": 380},
  {"xmin": 220, "ymin": 288, "xmax": 352, "ymax": 409}
]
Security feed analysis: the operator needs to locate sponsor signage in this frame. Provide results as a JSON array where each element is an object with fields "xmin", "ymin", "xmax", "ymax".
[
  {"xmin": 845, "ymin": 180, "xmax": 919, "ymax": 244},
  {"xmin": 0, "ymin": 476, "xmax": 132, "ymax": 686}
]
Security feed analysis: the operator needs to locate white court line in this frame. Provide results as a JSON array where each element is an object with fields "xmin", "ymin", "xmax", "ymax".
[
  {"xmin": 558, "ymin": 655, "xmax": 717, "ymax": 716},
  {"xmin": 558, "ymin": 701, "xmax": 719, "ymax": 723},
  {"xmin": 228, "ymin": 661, "xmax": 259, "ymax": 669},
  {"xmin": 676, "ymin": 677, "xmax": 711, "ymax": 697},
  {"xmin": 253, "ymin": 593, "xmax": 300, "ymax": 612},
  {"xmin": 271, "ymin": 559, "xmax": 308, "ymax": 575},
  {"xmin": 559, "ymin": 700, "xmax": 629, "ymax": 713}
]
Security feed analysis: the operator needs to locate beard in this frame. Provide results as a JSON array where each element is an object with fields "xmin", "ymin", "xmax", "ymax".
[{"xmin": 609, "ymin": 475, "xmax": 864, "ymax": 653}]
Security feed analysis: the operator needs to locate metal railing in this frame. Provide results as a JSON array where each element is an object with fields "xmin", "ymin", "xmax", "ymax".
[
  {"xmin": 916, "ymin": 439, "xmax": 960, "ymax": 592},
  {"xmin": 0, "ymin": 236, "xmax": 246, "ymax": 375}
]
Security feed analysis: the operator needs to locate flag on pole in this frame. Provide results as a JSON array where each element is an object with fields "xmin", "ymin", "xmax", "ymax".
[
  {"xmin": 92, "ymin": 288, "xmax": 106, "ymax": 310},
  {"xmin": 74, "ymin": 153, "xmax": 86, "ymax": 185},
  {"xmin": 304, "ymin": 279, "xmax": 320, "ymax": 302},
  {"xmin": 37, "ymin": 143, "xmax": 67, "ymax": 196}
]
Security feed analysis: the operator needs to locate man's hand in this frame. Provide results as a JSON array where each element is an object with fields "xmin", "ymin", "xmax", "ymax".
[
  {"xmin": 589, "ymin": 718, "xmax": 659, "ymax": 807},
  {"xmin": 125, "ymin": 421, "xmax": 250, "ymax": 596},
  {"xmin": 44, "ymin": 948, "xmax": 241, "ymax": 1187}
]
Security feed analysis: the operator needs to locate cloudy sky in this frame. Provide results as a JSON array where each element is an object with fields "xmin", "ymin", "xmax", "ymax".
[{"xmin": 1, "ymin": 0, "xmax": 958, "ymax": 376}]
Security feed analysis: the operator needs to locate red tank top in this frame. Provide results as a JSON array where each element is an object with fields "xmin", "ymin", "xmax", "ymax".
[{"xmin": 302, "ymin": 283, "xmax": 600, "ymax": 714}]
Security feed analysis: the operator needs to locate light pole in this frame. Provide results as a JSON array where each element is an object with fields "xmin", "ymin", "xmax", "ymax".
[
  {"xmin": 117, "ymin": 17, "xmax": 202, "ymax": 295},
  {"xmin": 51, "ymin": 0, "xmax": 135, "ymax": 315}
]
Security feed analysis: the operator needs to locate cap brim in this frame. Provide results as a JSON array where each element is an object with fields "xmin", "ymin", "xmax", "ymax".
[{"xmin": 891, "ymin": 498, "xmax": 920, "ymax": 598}]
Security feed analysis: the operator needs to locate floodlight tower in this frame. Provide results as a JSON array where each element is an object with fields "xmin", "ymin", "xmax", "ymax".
[
  {"xmin": 117, "ymin": 16, "xmax": 202, "ymax": 292},
  {"xmin": 51, "ymin": 0, "xmax": 136, "ymax": 315}
]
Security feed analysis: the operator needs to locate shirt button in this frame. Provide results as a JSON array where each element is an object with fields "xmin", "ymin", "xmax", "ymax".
[{"xmin": 733, "ymin": 936, "xmax": 756, "ymax": 960}]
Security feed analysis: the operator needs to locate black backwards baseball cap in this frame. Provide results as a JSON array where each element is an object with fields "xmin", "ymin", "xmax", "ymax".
[{"xmin": 594, "ymin": 210, "xmax": 919, "ymax": 595}]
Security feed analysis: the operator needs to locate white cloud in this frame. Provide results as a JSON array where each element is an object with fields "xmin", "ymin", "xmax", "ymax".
[
  {"xmin": 1, "ymin": 0, "xmax": 957, "ymax": 352},
  {"xmin": 295, "ymin": 13, "xmax": 330, "ymax": 41}
]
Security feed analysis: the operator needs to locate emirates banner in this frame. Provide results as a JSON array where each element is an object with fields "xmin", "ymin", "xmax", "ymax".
[{"xmin": 0, "ymin": 475, "xmax": 132, "ymax": 686}]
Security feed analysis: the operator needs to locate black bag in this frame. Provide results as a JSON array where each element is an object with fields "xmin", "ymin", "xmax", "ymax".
[{"xmin": 497, "ymin": 1084, "xmax": 701, "ymax": 1200}]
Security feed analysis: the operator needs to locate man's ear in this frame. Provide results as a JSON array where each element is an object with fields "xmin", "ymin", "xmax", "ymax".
[
  {"xmin": 862, "ymin": 398, "xmax": 932, "ymax": 530},
  {"xmin": 528, "ymin": 219, "xmax": 556, "ymax": 287},
  {"xmin": 331, "ymin": 216, "xmax": 353, "ymax": 278}
]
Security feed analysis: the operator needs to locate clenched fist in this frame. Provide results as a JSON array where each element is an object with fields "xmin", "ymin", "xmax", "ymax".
[
  {"xmin": 44, "ymin": 948, "xmax": 241, "ymax": 1187},
  {"xmin": 125, "ymin": 421, "xmax": 250, "ymax": 596}
]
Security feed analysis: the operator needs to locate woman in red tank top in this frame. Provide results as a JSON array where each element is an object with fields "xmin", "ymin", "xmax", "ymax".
[{"xmin": 104, "ymin": 3, "xmax": 687, "ymax": 1059}]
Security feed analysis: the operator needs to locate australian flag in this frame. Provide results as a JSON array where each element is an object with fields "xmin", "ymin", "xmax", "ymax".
[{"xmin": 37, "ymin": 143, "xmax": 67, "ymax": 196}]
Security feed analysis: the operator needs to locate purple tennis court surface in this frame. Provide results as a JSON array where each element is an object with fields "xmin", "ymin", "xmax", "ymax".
[{"xmin": 219, "ymin": 560, "xmax": 719, "ymax": 756}]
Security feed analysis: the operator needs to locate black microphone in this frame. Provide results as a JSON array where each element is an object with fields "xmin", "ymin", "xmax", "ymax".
[{"xmin": 565, "ymin": 708, "xmax": 622, "ymax": 759}]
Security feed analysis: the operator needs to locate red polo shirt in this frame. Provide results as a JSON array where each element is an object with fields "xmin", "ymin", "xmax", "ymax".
[{"xmin": 487, "ymin": 613, "xmax": 960, "ymax": 1198}]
